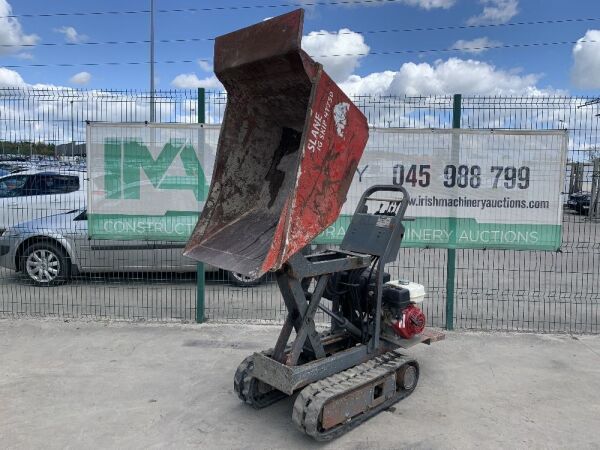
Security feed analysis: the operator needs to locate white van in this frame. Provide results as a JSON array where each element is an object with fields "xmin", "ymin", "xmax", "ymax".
[{"xmin": 0, "ymin": 170, "xmax": 87, "ymax": 232}]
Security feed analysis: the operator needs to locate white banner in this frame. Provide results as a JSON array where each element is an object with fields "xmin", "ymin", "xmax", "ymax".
[
  {"xmin": 88, "ymin": 124, "xmax": 567, "ymax": 249},
  {"xmin": 316, "ymin": 128, "xmax": 568, "ymax": 250},
  {"xmin": 87, "ymin": 123, "xmax": 218, "ymax": 240}
]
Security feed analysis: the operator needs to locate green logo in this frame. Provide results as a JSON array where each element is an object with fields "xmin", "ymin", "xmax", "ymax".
[{"xmin": 104, "ymin": 138, "xmax": 206, "ymax": 201}]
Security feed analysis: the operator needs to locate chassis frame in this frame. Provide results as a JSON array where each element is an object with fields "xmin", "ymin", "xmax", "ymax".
[{"xmin": 248, "ymin": 185, "xmax": 444, "ymax": 395}]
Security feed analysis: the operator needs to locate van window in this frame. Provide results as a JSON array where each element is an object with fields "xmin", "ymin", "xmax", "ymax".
[
  {"xmin": 34, "ymin": 174, "xmax": 80, "ymax": 195},
  {"xmin": 0, "ymin": 175, "xmax": 28, "ymax": 197}
]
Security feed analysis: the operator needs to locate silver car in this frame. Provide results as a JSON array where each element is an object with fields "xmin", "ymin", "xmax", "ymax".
[{"xmin": 0, "ymin": 209, "xmax": 265, "ymax": 287}]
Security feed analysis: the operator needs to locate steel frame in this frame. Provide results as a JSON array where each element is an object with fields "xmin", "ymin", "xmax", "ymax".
[
  {"xmin": 252, "ymin": 185, "xmax": 416, "ymax": 394},
  {"xmin": 270, "ymin": 251, "xmax": 372, "ymax": 365}
]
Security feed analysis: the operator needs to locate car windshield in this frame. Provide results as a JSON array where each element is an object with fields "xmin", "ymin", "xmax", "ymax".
[{"xmin": 0, "ymin": 175, "xmax": 27, "ymax": 197}]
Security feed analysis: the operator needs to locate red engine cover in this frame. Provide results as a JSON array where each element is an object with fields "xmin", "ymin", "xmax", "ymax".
[{"xmin": 392, "ymin": 304, "xmax": 426, "ymax": 339}]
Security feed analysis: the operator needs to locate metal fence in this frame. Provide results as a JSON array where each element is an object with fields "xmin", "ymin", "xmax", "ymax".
[
  {"xmin": 0, "ymin": 88, "xmax": 598, "ymax": 333},
  {"xmin": 0, "ymin": 89, "xmax": 202, "ymax": 321}
]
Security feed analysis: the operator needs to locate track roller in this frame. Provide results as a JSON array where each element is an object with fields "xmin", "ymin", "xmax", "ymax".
[
  {"xmin": 233, "ymin": 353, "xmax": 288, "ymax": 409},
  {"xmin": 292, "ymin": 350, "xmax": 419, "ymax": 441}
]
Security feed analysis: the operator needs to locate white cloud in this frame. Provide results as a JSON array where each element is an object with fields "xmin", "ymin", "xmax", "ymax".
[
  {"xmin": 339, "ymin": 58, "xmax": 554, "ymax": 97},
  {"xmin": 339, "ymin": 71, "xmax": 398, "ymax": 97},
  {"xmin": 55, "ymin": 26, "xmax": 88, "ymax": 44},
  {"xmin": 0, "ymin": 0, "xmax": 39, "ymax": 55},
  {"xmin": 0, "ymin": 71, "xmax": 173, "ymax": 142},
  {"xmin": 0, "ymin": 67, "xmax": 26, "ymax": 87},
  {"xmin": 14, "ymin": 52, "xmax": 34, "ymax": 60},
  {"xmin": 69, "ymin": 71, "xmax": 91, "ymax": 85},
  {"xmin": 389, "ymin": 58, "xmax": 543, "ymax": 96},
  {"xmin": 467, "ymin": 0, "xmax": 518, "ymax": 25},
  {"xmin": 400, "ymin": 0, "xmax": 455, "ymax": 9},
  {"xmin": 302, "ymin": 29, "xmax": 369, "ymax": 82},
  {"xmin": 197, "ymin": 60, "xmax": 213, "ymax": 72},
  {"xmin": 571, "ymin": 30, "xmax": 600, "ymax": 89},
  {"xmin": 0, "ymin": 68, "xmax": 185, "ymax": 142},
  {"xmin": 452, "ymin": 37, "xmax": 502, "ymax": 54},
  {"xmin": 171, "ymin": 73, "xmax": 223, "ymax": 89}
]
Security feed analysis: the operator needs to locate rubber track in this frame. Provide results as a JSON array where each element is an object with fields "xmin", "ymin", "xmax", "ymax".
[
  {"xmin": 234, "ymin": 352, "xmax": 288, "ymax": 409},
  {"xmin": 233, "ymin": 331, "xmax": 336, "ymax": 409},
  {"xmin": 292, "ymin": 350, "xmax": 419, "ymax": 441}
]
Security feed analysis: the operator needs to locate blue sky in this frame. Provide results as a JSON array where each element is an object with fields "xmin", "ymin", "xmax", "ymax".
[{"xmin": 0, "ymin": 0, "xmax": 599, "ymax": 96}]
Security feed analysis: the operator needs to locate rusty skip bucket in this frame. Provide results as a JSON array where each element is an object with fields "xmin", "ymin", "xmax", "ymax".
[{"xmin": 183, "ymin": 9, "xmax": 369, "ymax": 277}]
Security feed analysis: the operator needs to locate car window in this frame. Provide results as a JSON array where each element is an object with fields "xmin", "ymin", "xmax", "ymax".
[
  {"xmin": 34, "ymin": 174, "xmax": 80, "ymax": 195},
  {"xmin": 0, "ymin": 175, "xmax": 28, "ymax": 197}
]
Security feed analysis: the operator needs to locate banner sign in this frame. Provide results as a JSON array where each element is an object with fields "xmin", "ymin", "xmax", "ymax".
[
  {"xmin": 89, "ymin": 125, "xmax": 567, "ymax": 250},
  {"xmin": 314, "ymin": 129, "xmax": 568, "ymax": 250},
  {"xmin": 87, "ymin": 123, "xmax": 217, "ymax": 241}
]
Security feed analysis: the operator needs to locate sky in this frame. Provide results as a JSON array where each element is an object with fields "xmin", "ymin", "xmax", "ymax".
[{"xmin": 0, "ymin": 0, "xmax": 599, "ymax": 97}]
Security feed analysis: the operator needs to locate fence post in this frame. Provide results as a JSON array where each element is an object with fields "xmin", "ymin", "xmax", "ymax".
[
  {"xmin": 446, "ymin": 94, "xmax": 461, "ymax": 330},
  {"xmin": 196, "ymin": 87, "xmax": 206, "ymax": 323}
]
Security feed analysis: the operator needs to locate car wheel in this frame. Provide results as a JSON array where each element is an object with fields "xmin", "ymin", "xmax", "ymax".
[
  {"xmin": 21, "ymin": 242, "xmax": 71, "ymax": 286},
  {"xmin": 228, "ymin": 271, "xmax": 265, "ymax": 287}
]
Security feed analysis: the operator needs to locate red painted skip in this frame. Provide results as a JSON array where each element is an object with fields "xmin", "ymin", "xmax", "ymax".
[
  {"xmin": 269, "ymin": 72, "xmax": 369, "ymax": 271},
  {"xmin": 185, "ymin": 9, "xmax": 369, "ymax": 277}
]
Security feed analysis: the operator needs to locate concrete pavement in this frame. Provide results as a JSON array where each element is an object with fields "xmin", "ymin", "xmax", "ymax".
[{"xmin": 1, "ymin": 318, "xmax": 599, "ymax": 449}]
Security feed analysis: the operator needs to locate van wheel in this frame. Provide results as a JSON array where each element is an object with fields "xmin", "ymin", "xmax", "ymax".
[
  {"xmin": 21, "ymin": 242, "xmax": 71, "ymax": 286},
  {"xmin": 228, "ymin": 271, "xmax": 265, "ymax": 287}
]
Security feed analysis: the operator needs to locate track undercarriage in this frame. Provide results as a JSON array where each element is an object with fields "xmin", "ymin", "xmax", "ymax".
[
  {"xmin": 233, "ymin": 325, "xmax": 442, "ymax": 441},
  {"xmin": 292, "ymin": 351, "xmax": 419, "ymax": 440}
]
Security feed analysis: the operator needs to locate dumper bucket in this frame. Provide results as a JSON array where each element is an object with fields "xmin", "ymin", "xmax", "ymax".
[{"xmin": 183, "ymin": 9, "xmax": 369, "ymax": 277}]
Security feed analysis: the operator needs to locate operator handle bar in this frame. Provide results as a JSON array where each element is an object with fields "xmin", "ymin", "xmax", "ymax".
[
  {"xmin": 354, "ymin": 184, "xmax": 410, "ymax": 219},
  {"xmin": 365, "ymin": 197, "xmax": 404, "ymax": 202}
]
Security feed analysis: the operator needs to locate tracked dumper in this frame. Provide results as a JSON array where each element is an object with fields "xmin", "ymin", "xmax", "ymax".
[{"xmin": 184, "ymin": 9, "xmax": 443, "ymax": 441}]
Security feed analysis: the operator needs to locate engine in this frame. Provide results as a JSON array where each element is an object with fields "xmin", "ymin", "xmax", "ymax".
[
  {"xmin": 381, "ymin": 280, "xmax": 426, "ymax": 339},
  {"xmin": 319, "ymin": 268, "xmax": 425, "ymax": 341}
]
